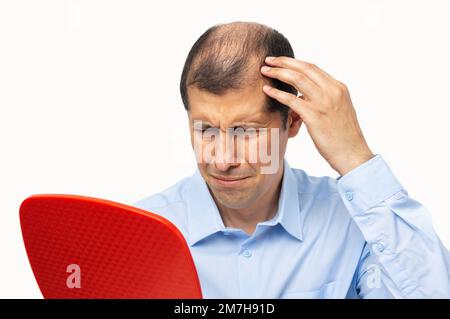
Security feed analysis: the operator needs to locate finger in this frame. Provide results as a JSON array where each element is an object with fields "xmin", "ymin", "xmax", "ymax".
[
  {"xmin": 262, "ymin": 84, "xmax": 311, "ymax": 121},
  {"xmin": 261, "ymin": 66, "xmax": 321, "ymax": 101},
  {"xmin": 265, "ymin": 56, "xmax": 335, "ymax": 88}
]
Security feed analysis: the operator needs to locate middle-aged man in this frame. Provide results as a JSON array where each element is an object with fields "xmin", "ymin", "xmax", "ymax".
[{"xmin": 133, "ymin": 21, "xmax": 450, "ymax": 298}]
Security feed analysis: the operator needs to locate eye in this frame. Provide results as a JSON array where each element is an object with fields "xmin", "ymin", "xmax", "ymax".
[
  {"xmin": 194, "ymin": 125, "xmax": 211, "ymax": 132},
  {"xmin": 232, "ymin": 126, "xmax": 261, "ymax": 138},
  {"xmin": 197, "ymin": 127, "xmax": 220, "ymax": 139}
]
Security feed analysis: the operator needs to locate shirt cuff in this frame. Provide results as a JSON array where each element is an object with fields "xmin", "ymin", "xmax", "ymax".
[{"xmin": 336, "ymin": 154, "xmax": 403, "ymax": 213}]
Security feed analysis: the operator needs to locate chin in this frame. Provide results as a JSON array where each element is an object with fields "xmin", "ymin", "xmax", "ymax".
[{"xmin": 212, "ymin": 189, "xmax": 256, "ymax": 209}]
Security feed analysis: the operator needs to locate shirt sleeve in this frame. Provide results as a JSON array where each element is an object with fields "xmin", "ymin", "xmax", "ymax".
[{"xmin": 336, "ymin": 154, "xmax": 450, "ymax": 298}]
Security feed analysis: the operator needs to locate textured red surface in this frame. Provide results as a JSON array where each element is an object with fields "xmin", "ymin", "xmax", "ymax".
[{"xmin": 19, "ymin": 194, "xmax": 202, "ymax": 299}]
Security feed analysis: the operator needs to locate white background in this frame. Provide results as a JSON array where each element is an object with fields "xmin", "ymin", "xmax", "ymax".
[{"xmin": 1, "ymin": 0, "xmax": 449, "ymax": 298}]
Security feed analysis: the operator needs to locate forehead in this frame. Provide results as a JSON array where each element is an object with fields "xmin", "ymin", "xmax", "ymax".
[{"xmin": 187, "ymin": 83, "xmax": 272, "ymax": 125}]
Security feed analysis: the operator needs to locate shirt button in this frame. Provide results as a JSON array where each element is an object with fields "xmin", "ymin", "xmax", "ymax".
[
  {"xmin": 242, "ymin": 249, "xmax": 252, "ymax": 258},
  {"xmin": 345, "ymin": 191, "xmax": 354, "ymax": 201},
  {"xmin": 376, "ymin": 241, "xmax": 385, "ymax": 253}
]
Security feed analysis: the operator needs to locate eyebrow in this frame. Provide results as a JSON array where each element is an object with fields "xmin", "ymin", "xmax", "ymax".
[
  {"xmin": 192, "ymin": 113, "xmax": 270, "ymax": 128},
  {"xmin": 195, "ymin": 120, "xmax": 266, "ymax": 127}
]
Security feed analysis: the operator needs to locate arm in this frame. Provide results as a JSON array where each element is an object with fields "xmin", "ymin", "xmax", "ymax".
[
  {"xmin": 337, "ymin": 154, "xmax": 450, "ymax": 298},
  {"xmin": 259, "ymin": 56, "xmax": 450, "ymax": 297}
]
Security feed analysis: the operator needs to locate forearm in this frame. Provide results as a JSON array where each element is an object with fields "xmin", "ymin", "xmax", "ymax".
[{"xmin": 337, "ymin": 154, "xmax": 450, "ymax": 298}]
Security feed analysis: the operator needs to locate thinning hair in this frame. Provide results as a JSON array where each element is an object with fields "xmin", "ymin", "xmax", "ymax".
[{"xmin": 179, "ymin": 21, "xmax": 298, "ymax": 129}]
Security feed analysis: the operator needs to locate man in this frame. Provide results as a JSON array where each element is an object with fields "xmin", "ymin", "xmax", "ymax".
[{"xmin": 133, "ymin": 21, "xmax": 450, "ymax": 298}]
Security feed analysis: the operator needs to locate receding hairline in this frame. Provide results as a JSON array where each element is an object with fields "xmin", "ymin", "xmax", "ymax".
[
  {"xmin": 186, "ymin": 21, "xmax": 274, "ymax": 89},
  {"xmin": 179, "ymin": 21, "xmax": 295, "ymax": 130}
]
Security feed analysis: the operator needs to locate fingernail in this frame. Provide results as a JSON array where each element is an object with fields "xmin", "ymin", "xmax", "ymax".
[
  {"xmin": 263, "ymin": 85, "xmax": 272, "ymax": 92},
  {"xmin": 266, "ymin": 56, "xmax": 275, "ymax": 61},
  {"xmin": 261, "ymin": 66, "xmax": 271, "ymax": 72}
]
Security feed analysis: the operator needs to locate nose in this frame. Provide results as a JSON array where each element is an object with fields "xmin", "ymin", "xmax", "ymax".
[
  {"xmin": 213, "ymin": 130, "xmax": 240, "ymax": 172},
  {"xmin": 214, "ymin": 161, "xmax": 239, "ymax": 172}
]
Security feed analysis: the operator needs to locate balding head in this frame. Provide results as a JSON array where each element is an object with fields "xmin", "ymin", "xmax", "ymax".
[{"xmin": 180, "ymin": 21, "xmax": 297, "ymax": 128}]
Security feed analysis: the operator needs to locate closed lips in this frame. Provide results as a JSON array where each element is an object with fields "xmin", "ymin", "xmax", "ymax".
[{"xmin": 211, "ymin": 175, "xmax": 248, "ymax": 181}]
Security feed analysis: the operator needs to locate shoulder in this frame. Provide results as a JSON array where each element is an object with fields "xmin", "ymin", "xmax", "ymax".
[
  {"xmin": 290, "ymin": 166, "xmax": 365, "ymax": 251},
  {"xmin": 290, "ymin": 167, "xmax": 356, "ymax": 227},
  {"xmin": 131, "ymin": 175, "xmax": 192, "ymax": 236},
  {"xmin": 291, "ymin": 167, "xmax": 339, "ymax": 198}
]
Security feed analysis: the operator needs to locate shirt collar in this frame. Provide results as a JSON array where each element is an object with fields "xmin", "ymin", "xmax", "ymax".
[{"xmin": 183, "ymin": 158, "xmax": 303, "ymax": 246}]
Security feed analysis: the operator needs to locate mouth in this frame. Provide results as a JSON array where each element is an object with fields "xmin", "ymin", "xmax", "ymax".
[{"xmin": 209, "ymin": 175, "xmax": 251, "ymax": 187}]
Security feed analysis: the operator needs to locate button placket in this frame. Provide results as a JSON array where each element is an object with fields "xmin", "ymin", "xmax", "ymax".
[{"xmin": 238, "ymin": 244, "xmax": 258, "ymax": 298}]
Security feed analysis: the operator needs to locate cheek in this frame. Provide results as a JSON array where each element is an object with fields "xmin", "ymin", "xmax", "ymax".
[
  {"xmin": 250, "ymin": 173, "xmax": 269, "ymax": 193},
  {"xmin": 191, "ymin": 132, "xmax": 215, "ymax": 164},
  {"xmin": 254, "ymin": 132, "xmax": 278, "ymax": 159},
  {"xmin": 274, "ymin": 135, "xmax": 285, "ymax": 154}
]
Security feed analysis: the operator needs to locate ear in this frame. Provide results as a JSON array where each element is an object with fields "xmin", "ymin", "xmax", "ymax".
[{"xmin": 287, "ymin": 109, "xmax": 302, "ymax": 138}]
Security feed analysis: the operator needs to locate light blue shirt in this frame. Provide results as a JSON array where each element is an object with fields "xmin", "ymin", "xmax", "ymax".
[{"xmin": 133, "ymin": 154, "xmax": 450, "ymax": 298}]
